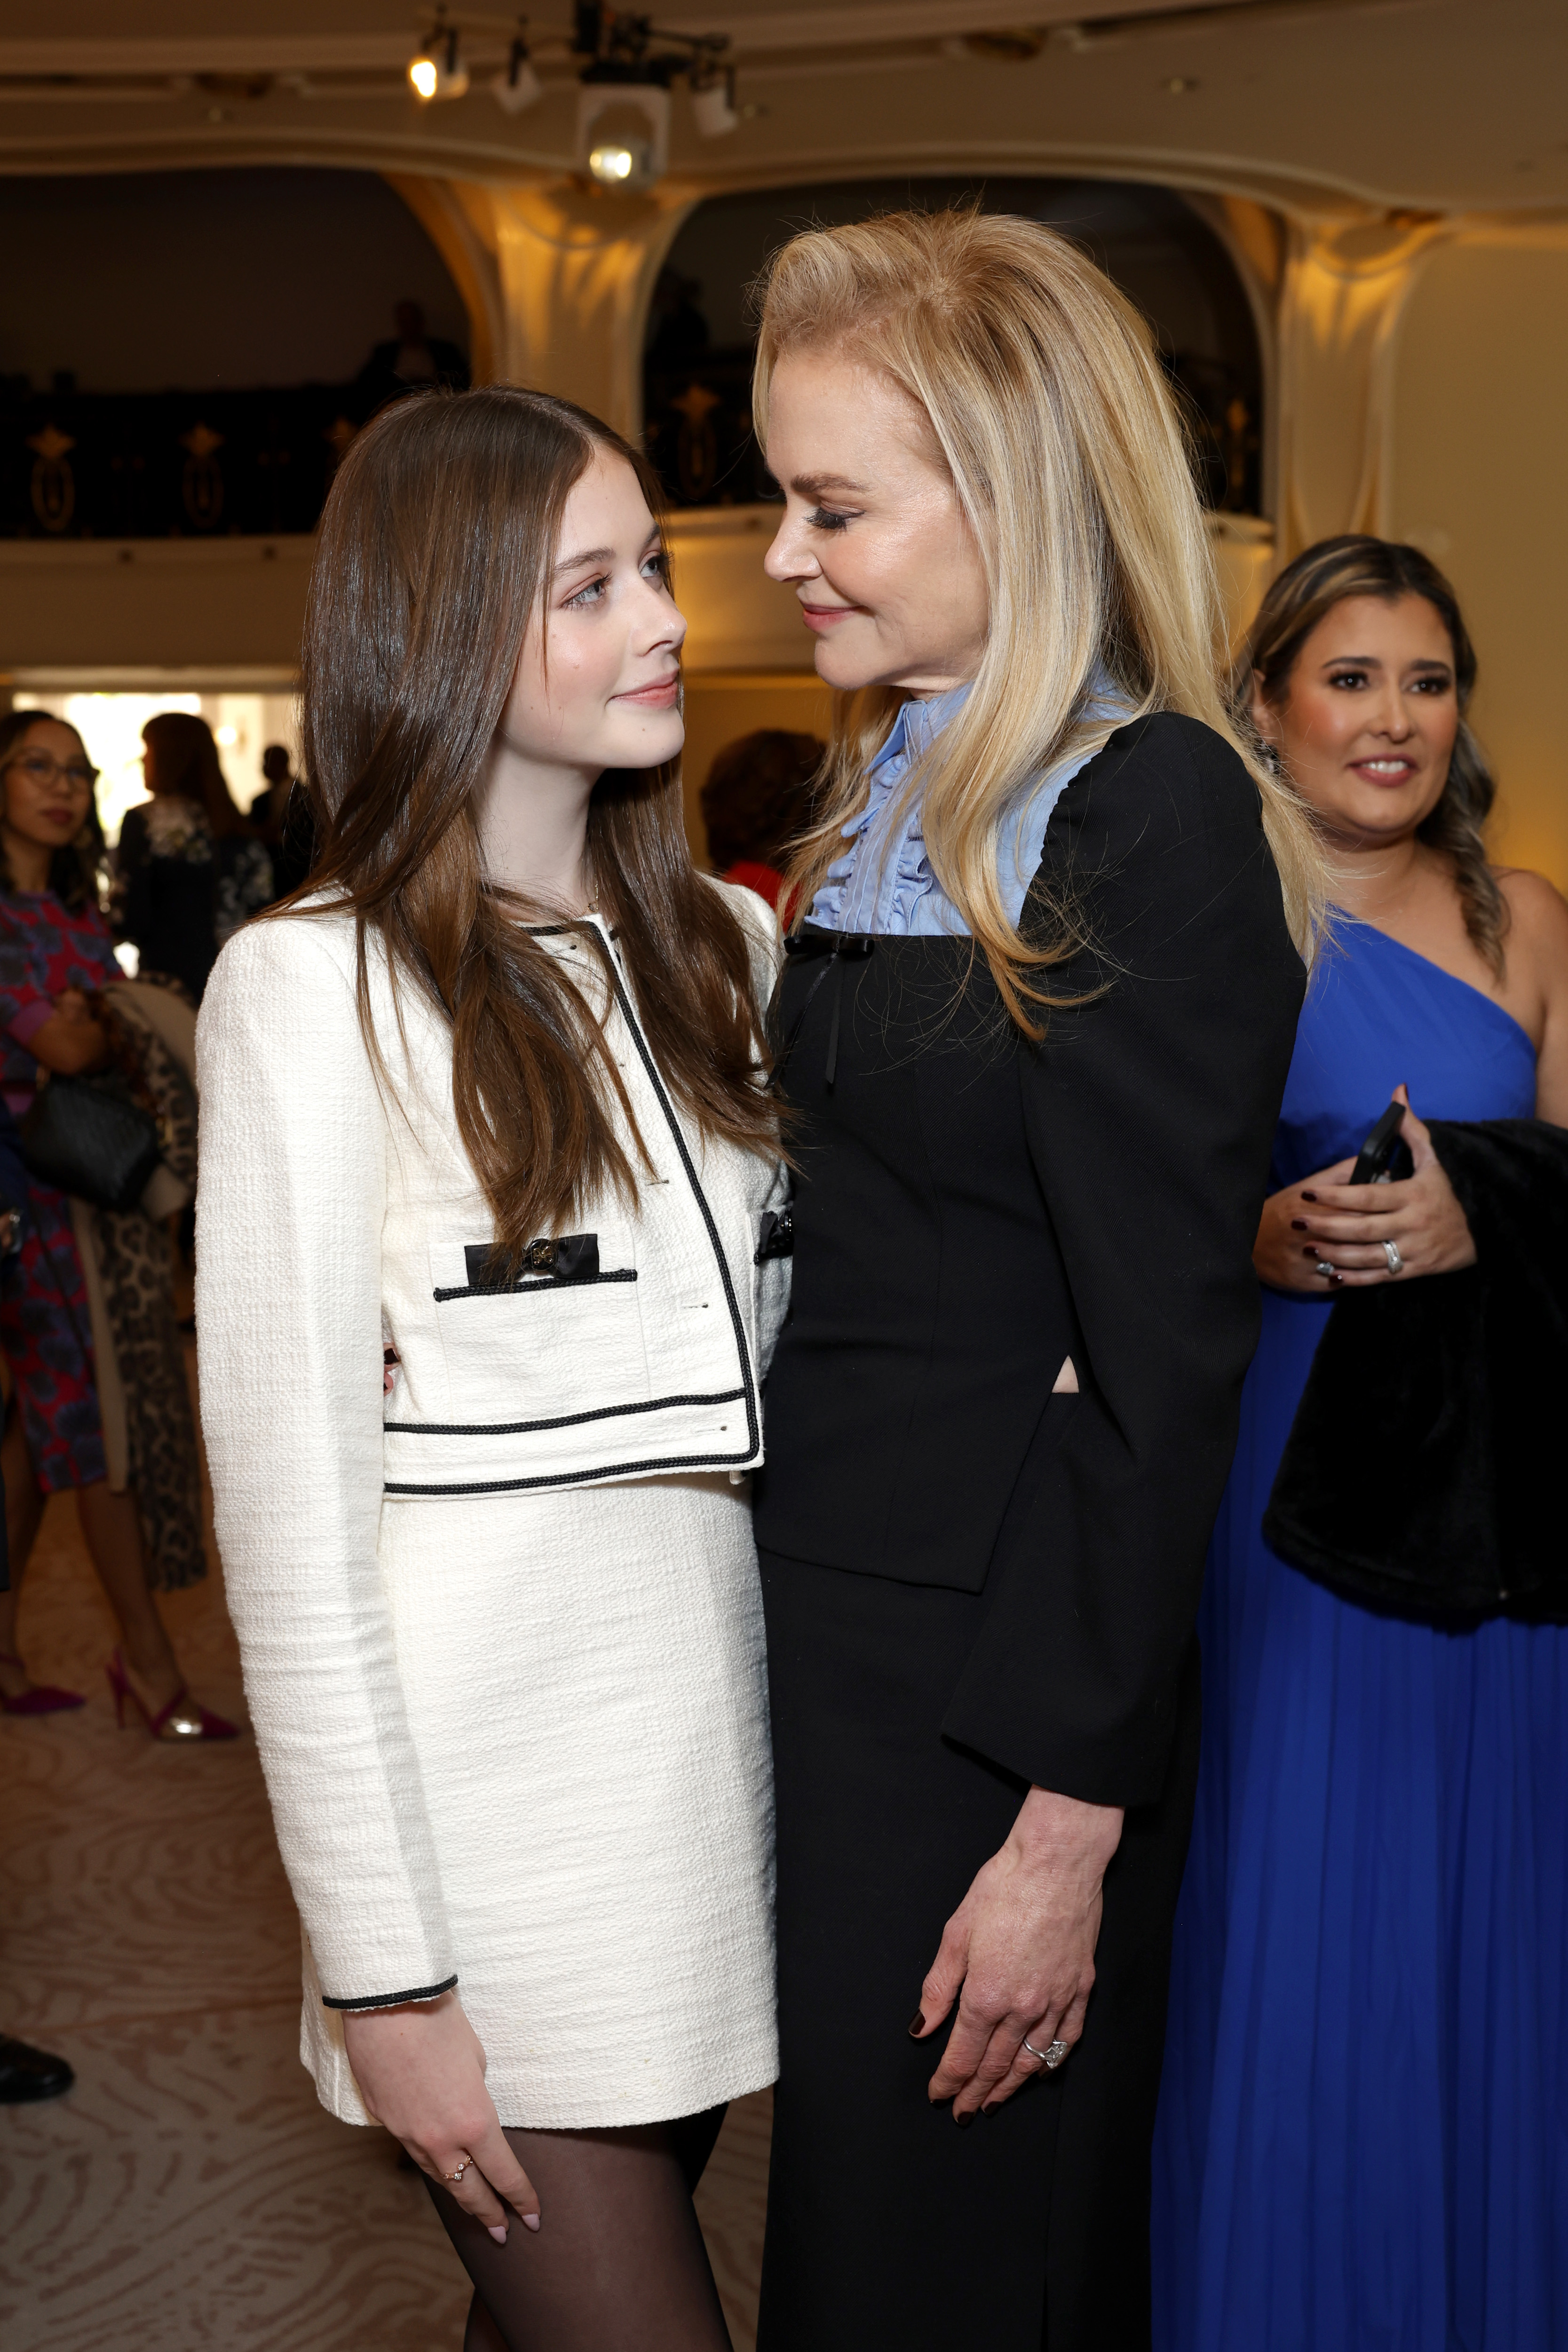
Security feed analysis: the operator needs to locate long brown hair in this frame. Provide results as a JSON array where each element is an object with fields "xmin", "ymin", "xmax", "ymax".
[
  {"xmin": 141, "ymin": 711, "xmax": 248, "ymax": 839},
  {"xmin": 1240, "ymin": 534, "xmax": 1505, "ymax": 970},
  {"xmin": 294, "ymin": 385, "xmax": 774, "ymax": 1260}
]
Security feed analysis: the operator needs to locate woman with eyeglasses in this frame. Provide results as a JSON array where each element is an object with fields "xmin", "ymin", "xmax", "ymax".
[{"xmin": 0, "ymin": 708, "xmax": 235, "ymax": 1738}]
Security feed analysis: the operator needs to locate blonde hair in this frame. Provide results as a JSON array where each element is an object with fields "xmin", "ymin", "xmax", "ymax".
[{"xmin": 752, "ymin": 208, "xmax": 1322, "ymax": 1027}]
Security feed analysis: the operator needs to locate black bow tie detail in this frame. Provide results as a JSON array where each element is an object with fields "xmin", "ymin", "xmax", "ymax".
[{"xmin": 771, "ymin": 928, "xmax": 877, "ymax": 1093}]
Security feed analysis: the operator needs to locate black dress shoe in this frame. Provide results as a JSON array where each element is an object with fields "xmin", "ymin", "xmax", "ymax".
[{"xmin": 0, "ymin": 2034, "xmax": 74, "ymax": 2103}]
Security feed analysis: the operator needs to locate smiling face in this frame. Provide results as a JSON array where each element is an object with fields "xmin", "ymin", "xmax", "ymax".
[
  {"xmin": 1254, "ymin": 592, "xmax": 1460, "ymax": 849},
  {"xmin": 2, "ymin": 717, "xmax": 95, "ymax": 866},
  {"xmin": 761, "ymin": 349, "xmax": 990, "ymax": 696},
  {"xmin": 498, "ymin": 445, "xmax": 687, "ymax": 781}
]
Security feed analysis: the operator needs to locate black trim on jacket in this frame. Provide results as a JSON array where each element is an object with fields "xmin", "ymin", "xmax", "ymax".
[
  {"xmin": 379, "ymin": 939, "xmax": 761, "ymax": 1496},
  {"xmin": 322, "ymin": 1972, "xmax": 458, "ymax": 2012}
]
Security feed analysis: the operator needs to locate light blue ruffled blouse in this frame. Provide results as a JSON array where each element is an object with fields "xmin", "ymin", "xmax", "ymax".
[{"xmin": 808, "ymin": 678, "xmax": 1125, "ymax": 938}]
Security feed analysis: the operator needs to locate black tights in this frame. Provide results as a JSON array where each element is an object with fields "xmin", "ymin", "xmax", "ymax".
[{"xmin": 425, "ymin": 2106, "xmax": 732, "ymax": 2352}]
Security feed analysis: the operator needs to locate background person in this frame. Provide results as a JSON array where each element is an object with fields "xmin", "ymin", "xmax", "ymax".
[
  {"xmin": 354, "ymin": 298, "xmax": 470, "ymax": 412},
  {"xmin": 0, "ymin": 1085, "xmax": 74, "ymax": 2099},
  {"xmin": 700, "ymin": 728, "xmax": 823, "ymax": 912},
  {"xmin": 113, "ymin": 712, "xmax": 272, "ymax": 1003},
  {"xmin": 250, "ymin": 742, "xmax": 317, "ymax": 902},
  {"xmin": 747, "ymin": 208, "xmax": 1313, "ymax": 2352},
  {"xmin": 1152, "ymin": 536, "xmax": 1568, "ymax": 2352},
  {"xmin": 0, "ymin": 710, "xmax": 232, "ymax": 1738}
]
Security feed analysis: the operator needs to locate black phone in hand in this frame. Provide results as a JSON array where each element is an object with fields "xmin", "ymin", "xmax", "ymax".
[{"xmin": 1350, "ymin": 1098, "xmax": 1415, "ymax": 1186}]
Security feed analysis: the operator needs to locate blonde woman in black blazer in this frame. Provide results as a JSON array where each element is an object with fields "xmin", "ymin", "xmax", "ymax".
[{"xmin": 747, "ymin": 211, "xmax": 1315, "ymax": 2352}]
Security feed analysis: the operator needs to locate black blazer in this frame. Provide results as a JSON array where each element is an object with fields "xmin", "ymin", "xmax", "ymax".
[{"xmin": 940, "ymin": 714, "xmax": 1305, "ymax": 1809}]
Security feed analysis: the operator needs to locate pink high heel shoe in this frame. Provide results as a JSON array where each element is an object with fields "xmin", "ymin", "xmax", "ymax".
[
  {"xmin": 0, "ymin": 1647, "xmax": 85, "ymax": 1717},
  {"xmin": 106, "ymin": 1649, "xmax": 239, "ymax": 1742}
]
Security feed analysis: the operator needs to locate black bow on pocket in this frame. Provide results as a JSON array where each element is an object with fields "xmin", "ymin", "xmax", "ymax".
[{"xmin": 464, "ymin": 1233, "xmax": 601, "ymax": 1291}]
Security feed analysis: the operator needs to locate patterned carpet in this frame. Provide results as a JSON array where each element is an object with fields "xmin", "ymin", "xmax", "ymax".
[{"xmin": 0, "ymin": 1358, "xmax": 770, "ymax": 2352}]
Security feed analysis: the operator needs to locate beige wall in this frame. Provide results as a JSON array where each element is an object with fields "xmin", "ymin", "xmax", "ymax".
[{"xmin": 1384, "ymin": 231, "xmax": 1568, "ymax": 888}]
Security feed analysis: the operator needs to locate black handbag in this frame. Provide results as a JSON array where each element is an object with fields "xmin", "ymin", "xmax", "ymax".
[{"xmin": 19, "ymin": 1071, "xmax": 163, "ymax": 1212}]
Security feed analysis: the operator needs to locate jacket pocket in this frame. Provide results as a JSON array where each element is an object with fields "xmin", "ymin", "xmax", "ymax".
[{"xmin": 426, "ymin": 1222, "xmax": 651, "ymax": 1429}]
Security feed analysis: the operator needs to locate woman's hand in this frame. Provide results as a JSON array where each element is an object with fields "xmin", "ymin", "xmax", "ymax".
[
  {"xmin": 1266, "ymin": 1086, "xmax": 1476, "ymax": 1292},
  {"xmin": 341, "ymin": 1991, "xmax": 540, "ymax": 2241},
  {"xmin": 28, "ymin": 987, "xmax": 110, "ymax": 1078},
  {"xmin": 912, "ymin": 1786, "xmax": 1124, "ymax": 2121}
]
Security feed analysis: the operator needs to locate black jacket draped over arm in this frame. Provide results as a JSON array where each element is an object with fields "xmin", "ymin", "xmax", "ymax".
[
  {"xmin": 940, "ymin": 714, "xmax": 1305, "ymax": 1809},
  {"xmin": 1264, "ymin": 1115, "xmax": 1568, "ymax": 1623}
]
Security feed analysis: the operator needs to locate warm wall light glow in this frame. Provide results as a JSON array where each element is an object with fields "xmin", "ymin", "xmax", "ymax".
[
  {"xmin": 589, "ymin": 142, "xmax": 638, "ymax": 184},
  {"xmin": 214, "ymin": 724, "xmax": 238, "ymax": 746},
  {"xmin": 409, "ymin": 55, "xmax": 438, "ymax": 99}
]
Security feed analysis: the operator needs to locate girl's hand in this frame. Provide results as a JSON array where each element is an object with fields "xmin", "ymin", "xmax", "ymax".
[
  {"xmin": 1285, "ymin": 1086, "xmax": 1476, "ymax": 1289},
  {"xmin": 341, "ymin": 1991, "xmax": 540, "ymax": 2241},
  {"xmin": 912, "ymin": 1786, "xmax": 1124, "ymax": 2120}
]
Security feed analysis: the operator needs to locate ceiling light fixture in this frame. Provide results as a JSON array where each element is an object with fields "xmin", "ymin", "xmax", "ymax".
[
  {"xmin": 493, "ymin": 29, "xmax": 542, "ymax": 113},
  {"xmin": 409, "ymin": 11, "xmax": 469, "ymax": 102},
  {"xmin": 690, "ymin": 64, "xmax": 737, "ymax": 138},
  {"xmin": 571, "ymin": 3, "xmax": 739, "ymax": 185}
]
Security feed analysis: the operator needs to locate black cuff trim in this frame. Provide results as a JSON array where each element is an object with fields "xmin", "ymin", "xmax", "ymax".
[{"xmin": 322, "ymin": 1973, "xmax": 457, "ymax": 2012}]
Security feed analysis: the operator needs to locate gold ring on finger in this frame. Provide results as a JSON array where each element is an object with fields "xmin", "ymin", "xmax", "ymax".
[{"xmin": 441, "ymin": 2155, "xmax": 473, "ymax": 2184}]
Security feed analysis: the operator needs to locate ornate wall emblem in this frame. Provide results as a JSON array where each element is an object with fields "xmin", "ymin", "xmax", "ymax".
[
  {"xmin": 26, "ymin": 423, "xmax": 76, "ymax": 532},
  {"xmin": 670, "ymin": 381, "xmax": 722, "ymax": 502},
  {"xmin": 180, "ymin": 420, "xmax": 225, "ymax": 528}
]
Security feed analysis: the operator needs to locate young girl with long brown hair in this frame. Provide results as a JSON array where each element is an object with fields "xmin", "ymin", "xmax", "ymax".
[{"xmin": 195, "ymin": 387, "xmax": 789, "ymax": 2351}]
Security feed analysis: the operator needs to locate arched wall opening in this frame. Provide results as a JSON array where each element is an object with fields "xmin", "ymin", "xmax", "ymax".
[
  {"xmin": 644, "ymin": 176, "xmax": 1266, "ymax": 516},
  {"xmin": 0, "ymin": 164, "xmax": 475, "ymax": 828}
]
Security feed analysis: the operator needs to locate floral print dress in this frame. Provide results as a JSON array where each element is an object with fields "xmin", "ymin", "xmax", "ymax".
[{"xmin": 0, "ymin": 890, "xmax": 123, "ymax": 1490}]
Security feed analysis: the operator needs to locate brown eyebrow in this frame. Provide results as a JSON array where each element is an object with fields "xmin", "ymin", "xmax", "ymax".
[
  {"xmin": 553, "ymin": 529, "xmax": 663, "ymax": 577},
  {"xmin": 553, "ymin": 544, "xmax": 615, "ymax": 575},
  {"xmin": 791, "ymin": 472, "xmax": 869, "ymax": 497},
  {"xmin": 1318, "ymin": 654, "xmax": 1452, "ymax": 671}
]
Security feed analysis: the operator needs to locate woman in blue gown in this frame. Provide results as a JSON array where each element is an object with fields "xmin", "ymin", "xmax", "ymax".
[{"xmin": 1153, "ymin": 538, "xmax": 1568, "ymax": 2352}]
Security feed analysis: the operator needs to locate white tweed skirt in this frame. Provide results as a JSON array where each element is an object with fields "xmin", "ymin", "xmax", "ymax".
[{"xmin": 301, "ymin": 1471, "xmax": 776, "ymax": 2130}]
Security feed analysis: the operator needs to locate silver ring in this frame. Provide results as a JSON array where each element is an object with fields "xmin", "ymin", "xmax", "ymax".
[
  {"xmin": 441, "ymin": 2156, "xmax": 473, "ymax": 2185},
  {"xmin": 1384, "ymin": 1240, "xmax": 1404, "ymax": 1275},
  {"xmin": 1022, "ymin": 2037, "xmax": 1070, "ymax": 2071},
  {"xmin": 1315, "ymin": 1259, "xmax": 1336, "ymax": 1279}
]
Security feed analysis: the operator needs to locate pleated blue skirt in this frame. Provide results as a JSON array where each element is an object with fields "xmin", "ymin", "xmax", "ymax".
[{"xmin": 1153, "ymin": 1284, "xmax": 1568, "ymax": 2352}]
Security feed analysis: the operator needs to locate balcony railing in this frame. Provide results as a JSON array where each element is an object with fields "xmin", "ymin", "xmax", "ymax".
[
  {"xmin": 644, "ymin": 346, "xmax": 1263, "ymax": 516},
  {"xmin": 0, "ymin": 383, "xmax": 376, "ymax": 541}
]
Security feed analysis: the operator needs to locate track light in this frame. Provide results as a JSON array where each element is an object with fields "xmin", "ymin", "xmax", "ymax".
[
  {"xmin": 409, "ymin": 23, "xmax": 468, "ymax": 102},
  {"xmin": 576, "ymin": 83, "xmax": 670, "ymax": 191},
  {"xmin": 690, "ymin": 64, "xmax": 737, "ymax": 137},
  {"xmin": 493, "ymin": 34, "xmax": 542, "ymax": 113}
]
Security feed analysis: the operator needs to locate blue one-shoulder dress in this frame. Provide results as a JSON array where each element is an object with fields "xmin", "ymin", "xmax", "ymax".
[{"xmin": 1152, "ymin": 917, "xmax": 1568, "ymax": 2352}]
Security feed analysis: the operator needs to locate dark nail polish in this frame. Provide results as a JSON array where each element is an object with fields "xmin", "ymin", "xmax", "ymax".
[
  {"xmin": 1301, "ymin": 1248, "xmax": 1321, "ymax": 1258},
  {"xmin": 954, "ymin": 2109, "xmax": 973, "ymax": 2129},
  {"xmin": 1301, "ymin": 1191, "xmax": 1318, "ymax": 1202},
  {"xmin": 1290, "ymin": 1219, "xmax": 1308, "ymax": 1231},
  {"xmin": 980, "ymin": 2103, "xmax": 996, "ymax": 2117},
  {"xmin": 908, "ymin": 2010, "xmax": 926, "ymax": 2037}
]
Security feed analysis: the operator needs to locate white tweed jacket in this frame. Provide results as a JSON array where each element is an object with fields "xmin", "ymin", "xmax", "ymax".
[
  {"xmin": 193, "ymin": 888, "xmax": 788, "ymax": 2014},
  {"xmin": 197, "ymin": 889, "xmax": 791, "ymax": 1502}
]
